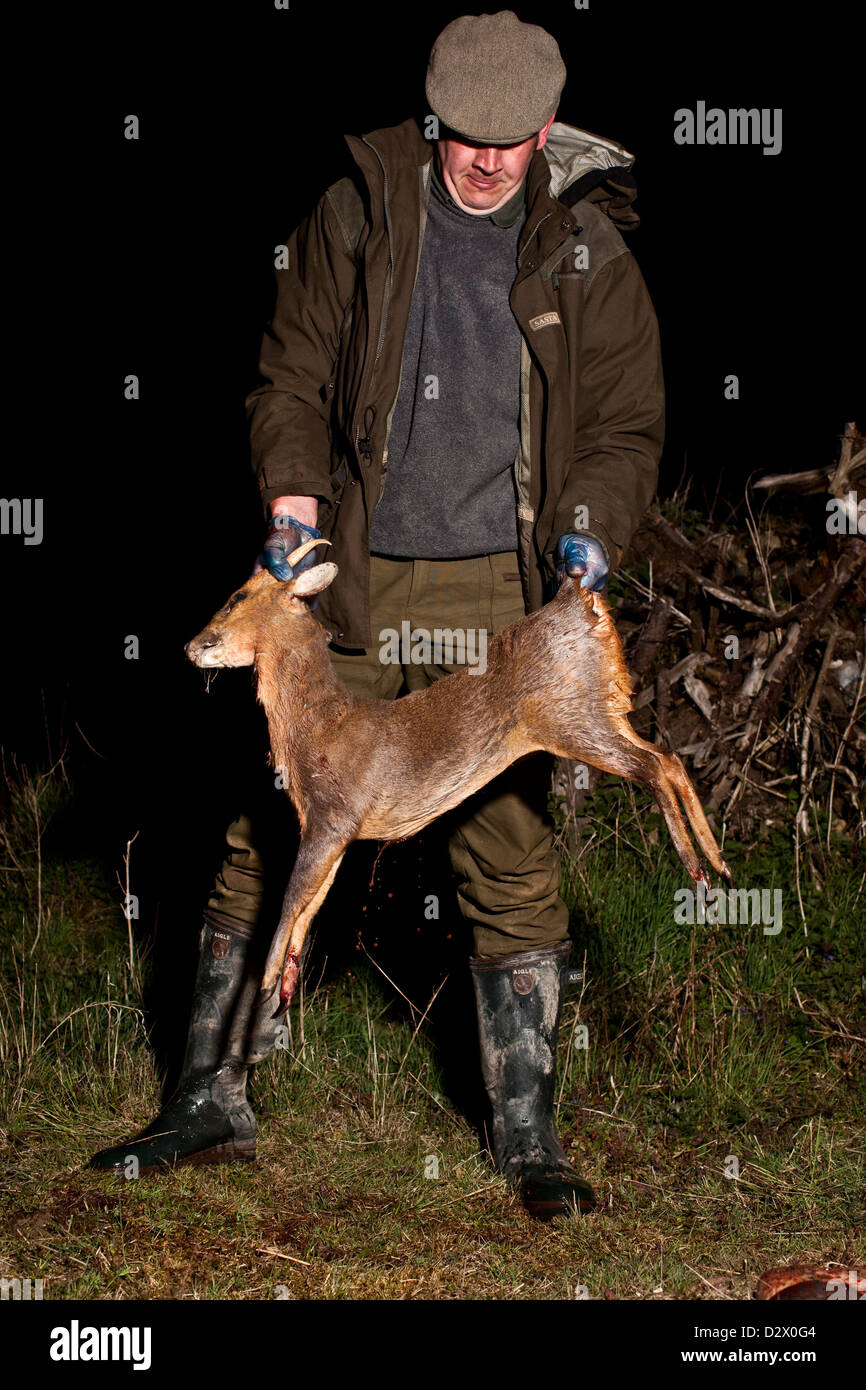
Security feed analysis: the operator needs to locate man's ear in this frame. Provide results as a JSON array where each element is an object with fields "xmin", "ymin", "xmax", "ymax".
[
  {"xmin": 285, "ymin": 562, "xmax": 339, "ymax": 599},
  {"xmin": 536, "ymin": 112, "xmax": 556, "ymax": 150}
]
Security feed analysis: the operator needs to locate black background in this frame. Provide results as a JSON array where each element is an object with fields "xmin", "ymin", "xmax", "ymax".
[{"xmin": 2, "ymin": 1, "xmax": 863, "ymax": 1069}]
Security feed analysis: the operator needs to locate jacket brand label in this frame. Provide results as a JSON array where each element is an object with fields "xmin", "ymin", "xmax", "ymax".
[{"xmin": 528, "ymin": 312, "xmax": 561, "ymax": 331}]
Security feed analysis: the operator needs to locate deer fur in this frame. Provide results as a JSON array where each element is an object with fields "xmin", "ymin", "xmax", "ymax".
[{"xmin": 185, "ymin": 540, "xmax": 731, "ymax": 1016}]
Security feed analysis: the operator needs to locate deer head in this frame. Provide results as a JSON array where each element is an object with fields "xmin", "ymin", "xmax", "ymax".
[{"xmin": 185, "ymin": 539, "xmax": 337, "ymax": 669}]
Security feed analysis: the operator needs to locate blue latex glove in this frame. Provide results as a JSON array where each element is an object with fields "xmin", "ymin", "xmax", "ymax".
[
  {"xmin": 255, "ymin": 514, "xmax": 322, "ymax": 582},
  {"xmin": 554, "ymin": 533, "xmax": 609, "ymax": 593}
]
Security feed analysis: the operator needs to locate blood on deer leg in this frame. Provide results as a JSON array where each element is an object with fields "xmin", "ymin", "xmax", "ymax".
[
  {"xmin": 259, "ymin": 841, "xmax": 346, "ymax": 1017},
  {"xmin": 277, "ymin": 856, "xmax": 344, "ymax": 1015}
]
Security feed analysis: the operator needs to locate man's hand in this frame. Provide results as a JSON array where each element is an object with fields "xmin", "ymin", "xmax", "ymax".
[
  {"xmin": 253, "ymin": 504, "xmax": 322, "ymax": 582},
  {"xmin": 554, "ymin": 532, "xmax": 609, "ymax": 593}
]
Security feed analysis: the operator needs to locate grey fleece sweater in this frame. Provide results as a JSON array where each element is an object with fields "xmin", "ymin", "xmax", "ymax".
[{"xmin": 368, "ymin": 166, "xmax": 526, "ymax": 559}]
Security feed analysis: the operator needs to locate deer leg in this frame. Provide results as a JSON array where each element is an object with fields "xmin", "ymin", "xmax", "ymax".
[
  {"xmin": 258, "ymin": 835, "xmax": 347, "ymax": 1018},
  {"xmin": 662, "ymin": 750, "xmax": 733, "ymax": 883},
  {"xmin": 639, "ymin": 757, "xmax": 711, "ymax": 887},
  {"xmin": 276, "ymin": 854, "xmax": 344, "ymax": 1016},
  {"xmin": 557, "ymin": 732, "xmax": 711, "ymax": 887},
  {"xmin": 597, "ymin": 722, "xmax": 732, "ymax": 883}
]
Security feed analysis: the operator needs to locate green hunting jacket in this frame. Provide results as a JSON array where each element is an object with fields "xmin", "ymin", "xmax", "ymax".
[{"xmin": 247, "ymin": 117, "xmax": 665, "ymax": 647}]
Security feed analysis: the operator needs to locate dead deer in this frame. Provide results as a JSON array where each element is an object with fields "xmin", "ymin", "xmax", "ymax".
[{"xmin": 185, "ymin": 539, "xmax": 732, "ymax": 1018}]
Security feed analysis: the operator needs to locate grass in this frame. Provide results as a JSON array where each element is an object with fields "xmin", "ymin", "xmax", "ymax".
[{"xmin": 0, "ymin": 757, "xmax": 863, "ymax": 1300}]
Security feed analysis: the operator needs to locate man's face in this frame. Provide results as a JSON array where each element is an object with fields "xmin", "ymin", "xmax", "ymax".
[{"xmin": 435, "ymin": 114, "xmax": 555, "ymax": 215}]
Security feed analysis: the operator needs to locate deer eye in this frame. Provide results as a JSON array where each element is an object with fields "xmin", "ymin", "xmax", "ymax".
[{"xmin": 224, "ymin": 590, "xmax": 249, "ymax": 613}]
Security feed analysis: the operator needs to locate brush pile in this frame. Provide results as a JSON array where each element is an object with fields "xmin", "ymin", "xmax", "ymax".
[{"xmin": 556, "ymin": 422, "xmax": 866, "ymax": 868}]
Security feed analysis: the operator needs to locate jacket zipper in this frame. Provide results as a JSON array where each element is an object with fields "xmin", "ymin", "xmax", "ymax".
[
  {"xmin": 357, "ymin": 404, "xmax": 376, "ymax": 463},
  {"xmin": 517, "ymin": 212, "xmax": 551, "ymax": 268},
  {"xmin": 355, "ymin": 138, "xmax": 393, "ymax": 466}
]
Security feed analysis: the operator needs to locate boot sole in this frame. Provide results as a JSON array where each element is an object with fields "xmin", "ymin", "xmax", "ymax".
[
  {"xmin": 525, "ymin": 1195, "xmax": 597, "ymax": 1220},
  {"xmin": 98, "ymin": 1137, "xmax": 257, "ymax": 1175},
  {"xmin": 522, "ymin": 1184, "xmax": 598, "ymax": 1220}
]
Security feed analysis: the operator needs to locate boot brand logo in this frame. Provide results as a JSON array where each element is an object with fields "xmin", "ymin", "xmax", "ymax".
[
  {"xmin": 512, "ymin": 969, "xmax": 536, "ymax": 995},
  {"xmin": 211, "ymin": 931, "xmax": 231, "ymax": 958}
]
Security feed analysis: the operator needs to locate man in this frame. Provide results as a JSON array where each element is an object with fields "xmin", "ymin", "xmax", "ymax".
[{"xmin": 91, "ymin": 11, "xmax": 664, "ymax": 1221}]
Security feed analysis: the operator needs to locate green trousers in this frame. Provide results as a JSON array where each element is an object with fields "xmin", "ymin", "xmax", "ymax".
[{"xmin": 206, "ymin": 552, "xmax": 569, "ymax": 957}]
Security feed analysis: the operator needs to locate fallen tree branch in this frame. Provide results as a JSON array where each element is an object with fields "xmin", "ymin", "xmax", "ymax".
[
  {"xmin": 607, "ymin": 424, "xmax": 866, "ymax": 843},
  {"xmin": 797, "ymin": 627, "xmax": 839, "ymax": 837},
  {"xmin": 753, "ymin": 422, "xmax": 865, "ymax": 497},
  {"xmin": 744, "ymin": 540, "xmax": 866, "ymax": 734},
  {"xmin": 632, "ymin": 652, "xmax": 709, "ymax": 711}
]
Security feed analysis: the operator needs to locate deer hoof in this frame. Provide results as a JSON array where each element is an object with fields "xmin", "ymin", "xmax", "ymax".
[{"xmin": 255, "ymin": 982, "xmax": 282, "ymax": 1021}]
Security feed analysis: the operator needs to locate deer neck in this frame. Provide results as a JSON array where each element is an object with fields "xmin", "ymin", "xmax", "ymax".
[{"xmin": 253, "ymin": 627, "xmax": 351, "ymax": 814}]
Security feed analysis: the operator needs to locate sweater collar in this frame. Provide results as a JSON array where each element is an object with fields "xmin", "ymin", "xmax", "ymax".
[{"xmin": 430, "ymin": 160, "xmax": 526, "ymax": 228}]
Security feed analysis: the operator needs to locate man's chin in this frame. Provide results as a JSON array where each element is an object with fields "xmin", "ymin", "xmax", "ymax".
[{"xmin": 454, "ymin": 182, "xmax": 509, "ymax": 213}]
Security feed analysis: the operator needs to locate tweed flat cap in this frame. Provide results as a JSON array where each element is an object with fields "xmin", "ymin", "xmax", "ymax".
[{"xmin": 426, "ymin": 10, "xmax": 567, "ymax": 146}]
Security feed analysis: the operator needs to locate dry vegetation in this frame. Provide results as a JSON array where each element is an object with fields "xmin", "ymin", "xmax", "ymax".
[{"xmin": 1, "ymin": 426, "xmax": 863, "ymax": 1300}]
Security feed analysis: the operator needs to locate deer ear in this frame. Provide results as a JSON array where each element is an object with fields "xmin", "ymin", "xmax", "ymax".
[{"xmin": 287, "ymin": 562, "xmax": 338, "ymax": 599}]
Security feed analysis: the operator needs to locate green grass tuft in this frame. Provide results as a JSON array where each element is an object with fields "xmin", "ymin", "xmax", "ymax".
[{"xmin": 1, "ymin": 761, "xmax": 863, "ymax": 1299}]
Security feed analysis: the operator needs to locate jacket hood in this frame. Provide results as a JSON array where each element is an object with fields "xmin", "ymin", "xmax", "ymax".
[
  {"xmin": 542, "ymin": 120, "xmax": 640, "ymax": 229},
  {"xmin": 542, "ymin": 120, "xmax": 634, "ymax": 195}
]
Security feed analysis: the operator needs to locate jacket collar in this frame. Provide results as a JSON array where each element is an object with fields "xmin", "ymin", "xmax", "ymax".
[
  {"xmin": 345, "ymin": 116, "xmax": 637, "ymax": 255},
  {"xmin": 429, "ymin": 160, "xmax": 527, "ymax": 228},
  {"xmin": 348, "ymin": 116, "xmax": 634, "ymax": 186}
]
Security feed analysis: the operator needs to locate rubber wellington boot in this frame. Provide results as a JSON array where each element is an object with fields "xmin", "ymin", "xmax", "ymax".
[
  {"xmin": 89, "ymin": 912, "xmax": 279, "ymax": 1173},
  {"xmin": 470, "ymin": 941, "xmax": 597, "ymax": 1220}
]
